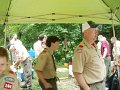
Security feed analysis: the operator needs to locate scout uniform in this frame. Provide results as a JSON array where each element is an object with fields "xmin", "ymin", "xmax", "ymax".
[
  {"xmin": 72, "ymin": 39, "xmax": 106, "ymax": 90},
  {"xmin": 0, "ymin": 69, "xmax": 20, "ymax": 90},
  {"xmin": 35, "ymin": 47, "xmax": 57, "ymax": 90}
]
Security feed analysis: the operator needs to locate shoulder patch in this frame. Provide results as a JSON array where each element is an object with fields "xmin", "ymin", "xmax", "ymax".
[
  {"xmin": 4, "ymin": 82, "xmax": 13, "ymax": 89},
  {"xmin": 79, "ymin": 45, "xmax": 83, "ymax": 48},
  {"xmin": 9, "ymin": 70, "xmax": 14, "ymax": 74},
  {"xmin": 41, "ymin": 50, "xmax": 47, "ymax": 53},
  {"xmin": 4, "ymin": 77, "xmax": 15, "ymax": 82}
]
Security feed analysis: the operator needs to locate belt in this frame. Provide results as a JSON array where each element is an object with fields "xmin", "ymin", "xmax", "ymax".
[
  {"xmin": 46, "ymin": 77, "xmax": 60, "ymax": 82},
  {"xmin": 88, "ymin": 80, "xmax": 104, "ymax": 86}
]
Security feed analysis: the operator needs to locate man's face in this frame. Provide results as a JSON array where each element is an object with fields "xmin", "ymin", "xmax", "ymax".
[
  {"xmin": 87, "ymin": 28, "xmax": 98, "ymax": 41},
  {"xmin": 13, "ymin": 34, "xmax": 17, "ymax": 39},
  {"xmin": 52, "ymin": 41, "xmax": 59, "ymax": 51},
  {"xmin": 10, "ymin": 45, "xmax": 16, "ymax": 52},
  {"xmin": 0, "ymin": 57, "xmax": 8, "ymax": 74},
  {"xmin": 43, "ymin": 35, "xmax": 47, "ymax": 43}
]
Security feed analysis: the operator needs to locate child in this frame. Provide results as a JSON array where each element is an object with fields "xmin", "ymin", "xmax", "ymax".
[{"xmin": 0, "ymin": 47, "xmax": 20, "ymax": 90}]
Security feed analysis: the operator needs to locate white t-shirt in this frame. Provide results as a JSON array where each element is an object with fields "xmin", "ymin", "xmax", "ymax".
[
  {"xmin": 113, "ymin": 40, "xmax": 120, "ymax": 57},
  {"xmin": 14, "ymin": 44, "xmax": 30, "ymax": 61},
  {"xmin": 33, "ymin": 40, "xmax": 44, "ymax": 58},
  {"xmin": 10, "ymin": 39, "xmax": 22, "ymax": 45}
]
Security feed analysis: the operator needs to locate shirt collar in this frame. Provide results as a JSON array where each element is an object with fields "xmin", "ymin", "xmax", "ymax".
[
  {"xmin": 83, "ymin": 38, "xmax": 97, "ymax": 49},
  {"xmin": 46, "ymin": 47, "xmax": 53, "ymax": 55},
  {"xmin": 1, "ymin": 68, "xmax": 10, "ymax": 76}
]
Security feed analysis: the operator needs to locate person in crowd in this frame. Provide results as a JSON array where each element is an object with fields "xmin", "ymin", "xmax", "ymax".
[
  {"xmin": 35, "ymin": 36, "xmax": 59, "ymax": 90},
  {"xmin": 99, "ymin": 35, "xmax": 111, "ymax": 80},
  {"xmin": 97, "ymin": 35, "xmax": 103, "ymax": 52},
  {"xmin": 10, "ymin": 33, "xmax": 22, "ymax": 64},
  {"xmin": 111, "ymin": 37, "xmax": 120, "ymax": 90},
  {"xmin": 9, "ymin": 44, "xmax": 32, "ymax": 90},
  {"xmin": 10, "ymin": 33, "xmax": 22, "ymax": 45},
  {"xmin": 33, "ymin": 34, "xmax": 47, "ymax": 58},
  {"xmin": 0, "ymin": 47, "xmax": 20, "ymax": 90},
  {"xmin": 111, "ymin": 37, "xmax": 120, "ymax": 59},
  {"xmin": 72, "ymin": 21, "xmax": 106, "ymax": 90}
]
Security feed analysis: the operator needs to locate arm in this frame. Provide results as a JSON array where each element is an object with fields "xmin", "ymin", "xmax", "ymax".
[
  {"xmin": 36, "ymin": 70, "xmax": 52, "ymax": 89},
  {"xmin": 102, "ymin": 48, "xmax": 107, "ymax": 58},
  {"xmin": 73, "ymin": 72, "xmax": 90, "ymax": 90}
]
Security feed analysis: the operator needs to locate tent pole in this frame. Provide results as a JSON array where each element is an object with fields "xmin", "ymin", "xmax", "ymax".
[
  {"xmin": 4, "ymin": 26, "xmax": 7, "ymax": 48},
  {"xmin": 111, "ymin": 13, "xmax": 115, "ymax": 37}
]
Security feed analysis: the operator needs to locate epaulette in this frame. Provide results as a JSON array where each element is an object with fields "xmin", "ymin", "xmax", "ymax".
[
  {"xmin": 79, "ymin": 45, "xmax": 83, "ymax": 48},
  {"xmin": 91, "ymin": 43, "xmax": 95, "ymax": 47},
  {"xmin": 41, "ymin": 49, "xmax": 47, "ymax": 53},
  {"xmin": 9, "ymin": 70, "xmax": 14, "ymax": 74}
]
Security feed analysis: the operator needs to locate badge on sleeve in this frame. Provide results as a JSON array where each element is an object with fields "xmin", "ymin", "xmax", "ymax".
[
  {"xmin": 79, "ymin": 45, "xmax": 83, "ymax": 48},
  {"xmin": 4, "ymin": 77, "xmax": 15, "ymax": 82},
  {"xmin": 4, "ymin": 82, "xmax": 13, "ymax": 89},
  {"xmin": 9, "ymin": 70, "xmax": 14, "ymax": 74},
  {"xmin": 41, "ymin": 50, "xmax": 47, "ymax": 53},
  {"xmin": 75, "ymin": 45, "xmax": 83, "ymax": 53}
]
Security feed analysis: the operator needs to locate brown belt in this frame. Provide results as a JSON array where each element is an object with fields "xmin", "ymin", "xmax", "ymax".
[{"xmin": 88, "ymin": 80, "xmax": 104, "ymax": 86}]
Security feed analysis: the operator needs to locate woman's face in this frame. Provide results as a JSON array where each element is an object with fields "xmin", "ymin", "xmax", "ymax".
[{"xmin": 0, "ymin": 57, "xmax": 8, "ymax": 75}]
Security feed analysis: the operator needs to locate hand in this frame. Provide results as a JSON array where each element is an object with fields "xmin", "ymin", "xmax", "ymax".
[
  {"xmin": 79, "ymin": 85, "xmax": 90, "ymax": 90},
  {"xmin": 84, "ymin": 86, "xmax": 90, "ymax": 90},
  {"xmin": 44, "ymin": 82, "xmax": 52, "ymax": 89}
]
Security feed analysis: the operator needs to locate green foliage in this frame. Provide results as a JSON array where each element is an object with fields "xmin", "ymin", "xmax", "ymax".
[
  {"xmin": 1, "ymin": 23, "xmax": 120, "ymax": 64},
  {"xmin": 0, "ymin": 25, "xmax": 5, "ymax": 46},
  {"xmin": 6, "ymin": 23, "xmax": 81, "ymax": 64}
]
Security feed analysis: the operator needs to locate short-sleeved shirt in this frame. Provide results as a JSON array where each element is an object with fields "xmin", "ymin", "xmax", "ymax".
[
  {"xmin": 33, "ymin": 40, "xmax": 44, "ymax": 58},
  {"xmin": 112, "ymin": 40, "xmax": 120, "ymax": 57},
  {"xmin": 72, "ymin": 39, "xmax": 106, "ymax": 84},
  {"xmin": 101, "ymin": 40, "xmax": 111, "ymax": 56},
  {"xmin": 14, "ymin": 44, "xmax": 30, "ymax": 61},
  {"xmin": 0, "ymin": 69, "xmax": 20, "ymax": 90},
  {"xmin": 35, "ymin": 47, "xmax": 56, "ymax": 79}
]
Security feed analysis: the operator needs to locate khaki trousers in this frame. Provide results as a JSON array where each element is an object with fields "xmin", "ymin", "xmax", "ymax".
[{"xmin": 89, "ymin": 82, "xmax": 105, "ymax": 90}]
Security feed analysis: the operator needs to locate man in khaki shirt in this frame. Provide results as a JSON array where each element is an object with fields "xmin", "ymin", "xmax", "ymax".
[
  {"xmin": 35, "ymin": 36, "xmax": 59, "ymax": 90},
  {"xmin": 72, "ymin": 21, "xmax": 106, "ymax": 90},
  {"xmin": 0, "ymin": 47, "xmax": 19, "ymax": 90}
]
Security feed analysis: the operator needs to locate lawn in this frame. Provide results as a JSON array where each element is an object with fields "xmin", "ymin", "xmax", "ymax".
[{"xmin": 32, "ymin": 68, "xmax": 79, "ymax": 90}]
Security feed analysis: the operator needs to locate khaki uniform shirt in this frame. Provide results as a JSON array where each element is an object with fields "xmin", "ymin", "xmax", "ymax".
[
  {"xmin": 73, "ymin": 39, "xmax": 106, "ymax": 84},
  {"xmin": 35, "ymin": 47, "xmax": 56, "ymax": 79},
  {"xmin": 0, "ymin": 69, "xmax": 20, "ymax": 90}
]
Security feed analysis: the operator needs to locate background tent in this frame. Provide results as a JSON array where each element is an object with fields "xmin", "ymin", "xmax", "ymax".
[{"xmin": 0, "ymin": 0, "xmax": 120, "ymax": 24}]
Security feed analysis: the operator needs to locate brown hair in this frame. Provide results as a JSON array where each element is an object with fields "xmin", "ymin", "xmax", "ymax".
[
  {"xmin": 0, "ymin": 47, "xmax": 9, "ymax": 61},
  {"xmin": 46, "ymin": 36, "xmax": 59, "ymax": 47}
]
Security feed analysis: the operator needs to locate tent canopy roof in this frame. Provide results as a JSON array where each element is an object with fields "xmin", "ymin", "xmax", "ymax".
[{"xmin": 0, "ymin": 0, "xmax": 120, "ymax": 24}]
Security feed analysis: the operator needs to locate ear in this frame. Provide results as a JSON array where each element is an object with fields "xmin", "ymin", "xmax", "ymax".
[{"xmin": 51, "ymin": 42, "xmax": 54, "ymax": 46}]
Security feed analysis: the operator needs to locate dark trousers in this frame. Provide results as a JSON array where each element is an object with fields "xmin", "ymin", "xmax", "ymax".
[{"xmin": 38, "ymin": 77, "xmax": 57, "ymax": 90}]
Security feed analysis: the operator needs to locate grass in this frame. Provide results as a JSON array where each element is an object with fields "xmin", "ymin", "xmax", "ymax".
[
  {"xmin": 32, "ymin": 66, "xmax": 79, "ymax": 90},
  {"xmin": 32, "ymin": 72, "xmax": 42, "ymax": 90}
]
